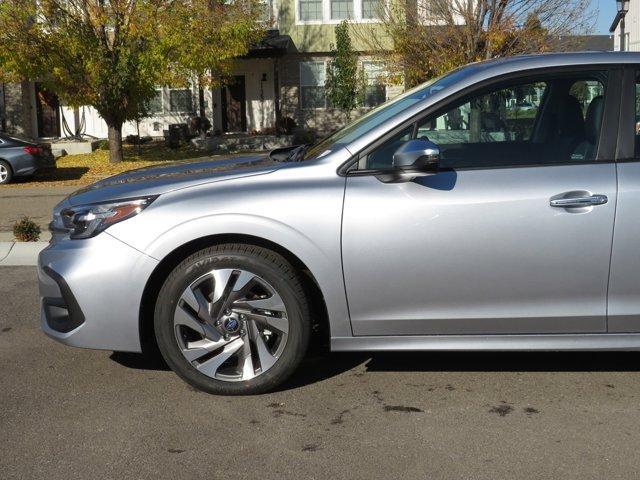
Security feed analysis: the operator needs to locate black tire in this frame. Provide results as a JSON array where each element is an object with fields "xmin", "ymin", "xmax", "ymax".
[
  {"xmin": 154, "ymin": 243, "xmax": 311, "ymax": 395},
  {"xmin": 0, "ymin": 160, "xmax": 13, "ymax": 185}
]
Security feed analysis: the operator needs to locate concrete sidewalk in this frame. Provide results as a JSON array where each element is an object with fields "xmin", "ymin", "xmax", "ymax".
[
  {"xmin": 0, "ymin": 241, "xmax": 48, "ymax": 266},
  {"xmin": 0, "ymin": 186, "xmax": 72, "ymax": 265},
  {"xmin": 0, "ymin": 186, "xmax": 76, "ymax": 232}
]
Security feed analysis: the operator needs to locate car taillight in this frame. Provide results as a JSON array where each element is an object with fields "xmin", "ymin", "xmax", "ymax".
[{"xmin": 23, "ymin": 146, "xmax": 42, "ymax": 156}]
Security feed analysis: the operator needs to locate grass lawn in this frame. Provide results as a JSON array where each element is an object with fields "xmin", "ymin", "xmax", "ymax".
[{"xmin": 6, "ymin": 143, "xmax": 230, "ymax": 188}]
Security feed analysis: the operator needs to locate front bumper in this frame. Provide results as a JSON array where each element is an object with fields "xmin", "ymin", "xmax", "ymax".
[{"xmin": 38, "ymin": 232, "xmax": 159, "ymax": 352}]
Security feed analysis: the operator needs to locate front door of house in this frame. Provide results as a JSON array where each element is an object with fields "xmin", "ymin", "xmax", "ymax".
[
  {"xmin": 35, "ymin": 83, "xmax": 60, "ymax": 138},
  {"xmin": 222, "ymin": 76, "xmax": 247, "ymax": 133}
]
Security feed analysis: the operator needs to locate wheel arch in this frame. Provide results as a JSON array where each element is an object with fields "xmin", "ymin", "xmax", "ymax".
[
  {"xmin": 0, "ymin": 158, "xmax": 13, "ymax": 173},
  {"xmin": 138, "ymin": 233, "xmax": 331, "ymax": 357}
]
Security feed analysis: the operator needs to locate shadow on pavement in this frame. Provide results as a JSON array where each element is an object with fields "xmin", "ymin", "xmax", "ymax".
[
  {"xmin": 17, "ymin": 166, "xmax": 90, "ymax": 183},
  {"xmin": 108, "ymin": 348, "xmax": 370, "ymax": 390},
  {"xmin": 363, "ymin": 351, "xmax": 640, "ymax": 373},
  {"xmin": 108, "ymin": 349, "xmax": 640, "ymax": 391},
  {"xmin": 275, "ymin": 352, "xmax": 371, "ymax": 392},
  {"xmin": 109, "ymin": 351, "xmax": 170, "ymax": 371}
]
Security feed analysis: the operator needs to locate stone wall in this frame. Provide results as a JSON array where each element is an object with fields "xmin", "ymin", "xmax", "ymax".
[
  {"xmin": 279, "ymin": 54, "xmax": 345, "ymax": 137},
  {"xmin": 278, "ymin": 53, "xmax": 403, "ymax": 138},
  {"xmin": 1, "ymin": 82, "xmax": 35, "ymax": 138}
]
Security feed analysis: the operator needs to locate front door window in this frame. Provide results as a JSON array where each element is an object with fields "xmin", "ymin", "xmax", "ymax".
[{"xmin": 361, "ymin": 72, "xmax": 607, "ymax": 170}]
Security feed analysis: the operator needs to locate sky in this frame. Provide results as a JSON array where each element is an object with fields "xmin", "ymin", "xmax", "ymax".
[{"xmin": 595, "ymin": 0, "xmax": 618, "ymax": 34}]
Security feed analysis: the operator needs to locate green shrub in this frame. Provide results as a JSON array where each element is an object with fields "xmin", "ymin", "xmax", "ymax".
[
  {"xmin": 97, "ymin": 139, "xmax": 110, "ymax": 150},
  {"xmin": 13, "ymin": 217, "xmax": 41, "ymax": 242},
  {"xmin": 292, "ymin": 128, "xmax": 316, "ymax": 146}
]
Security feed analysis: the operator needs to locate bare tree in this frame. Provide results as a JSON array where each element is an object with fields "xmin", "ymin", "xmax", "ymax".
[{"xmin": 356, "ymin": 0, "xmax": 595, "ymax": 87}]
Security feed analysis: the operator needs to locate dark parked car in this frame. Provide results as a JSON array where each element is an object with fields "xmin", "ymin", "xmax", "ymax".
[{"xmin": 0, "ymin": 133, "xmax": 51, "ymax": 184}]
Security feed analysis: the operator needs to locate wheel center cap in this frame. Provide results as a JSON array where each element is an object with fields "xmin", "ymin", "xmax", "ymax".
[{"xmin": 223, "ymin": 317, "xmax": 240, "ymax": 333}]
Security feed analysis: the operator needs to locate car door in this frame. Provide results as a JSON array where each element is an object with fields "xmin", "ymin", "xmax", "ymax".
[
  {"xmin": 607, "ymin": 66, "xmax": 640, "ymax": 332},
  {"xmin": 341, "ymin": 67, "xmax": 620, "ymax": 336}
]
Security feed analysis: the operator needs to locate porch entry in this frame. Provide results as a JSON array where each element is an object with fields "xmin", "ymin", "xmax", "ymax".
[
  {"xmin": 221, "ymin": 76, "xmax": 247, "ymax": 133},
  {"xmin": 35, "ymin": 83, "xmax": 60, "ymax": 138}
]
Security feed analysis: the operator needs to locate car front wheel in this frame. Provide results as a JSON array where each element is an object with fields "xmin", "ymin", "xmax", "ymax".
[{"xmin": 154, "ymin": 244, "xmax": 310, "ymax": 395}]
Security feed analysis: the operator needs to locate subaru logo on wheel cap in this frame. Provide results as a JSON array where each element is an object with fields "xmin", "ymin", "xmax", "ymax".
[{"xmin": 223, "ymin": 318, "xmax": 240, "ymax": 333}]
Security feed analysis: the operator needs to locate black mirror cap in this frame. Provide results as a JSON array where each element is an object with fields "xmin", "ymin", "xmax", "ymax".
[
  {"xmin": 411, "ymin": 153, "xmax": 439, "ymax": 173},
  {"xmin": 374, "ymin": 139, "xmax": 440, "ymax": 183},
  {"xmin": 392, "ymin": 139, "xmax": 440, "ymax": 172}
]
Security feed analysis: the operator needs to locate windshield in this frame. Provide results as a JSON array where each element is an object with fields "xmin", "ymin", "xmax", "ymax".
[{"xmin": 305, "ymin": 65, "xmax": 472, "ymax": 160}]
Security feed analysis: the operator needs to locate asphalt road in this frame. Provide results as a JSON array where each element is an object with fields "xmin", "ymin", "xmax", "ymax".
[
  {"xmin": 2, "ymin": 266, "xmax": 640, "ymax": 479},
  {"xmin": 0, "ymin": 186, "xmax": 76, "ymax": 237}
]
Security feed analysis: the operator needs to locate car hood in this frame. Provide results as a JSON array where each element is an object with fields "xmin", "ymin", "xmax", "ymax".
[{"xmin": 65, "ymin": 155, "xmax": 280, "ymax": 206}]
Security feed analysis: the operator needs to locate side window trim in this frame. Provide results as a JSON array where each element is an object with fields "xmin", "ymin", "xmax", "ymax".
[
  {"xmin": 528, "ymin": 82, "xmax": 552, "ymax": 143},
  {"xmin": 343, "ymin": 65, "xmax": 618, "ymax": 176},
  {"xmin": 594, "ymin": 67, "xmax": 621, "ymax": 162},
  {"xmin": 617, "ymin": 66, "xmax": 636, "ymax": 161}
]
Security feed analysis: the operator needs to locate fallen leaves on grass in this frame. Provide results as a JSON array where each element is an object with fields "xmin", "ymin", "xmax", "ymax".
[{"xmin": 6, "ymin": 144, "xmax": 224, "ymax": 188}]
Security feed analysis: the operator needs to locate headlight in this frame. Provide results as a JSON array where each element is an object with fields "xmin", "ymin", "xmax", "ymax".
[{"xmin": 59, "ymin": 196, "xmax": 157, "ymax": 239}]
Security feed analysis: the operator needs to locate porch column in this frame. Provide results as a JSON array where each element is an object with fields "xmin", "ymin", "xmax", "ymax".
[{"xmin": 274, "ymin": 58, "xmax": 282, "ymax": 135}]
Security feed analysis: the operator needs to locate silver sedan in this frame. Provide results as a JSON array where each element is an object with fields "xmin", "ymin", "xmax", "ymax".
[{"xmin": 38, "ymin": 52, "xmax": 640, "ymax": 394}]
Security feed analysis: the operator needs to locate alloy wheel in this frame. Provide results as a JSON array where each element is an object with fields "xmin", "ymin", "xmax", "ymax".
[
  {"xmin": 0, "ymin": 164, "xmax": 8, "ymax": 183},
  {"xmin": 173, "ymin": 268, "xmax": 289, "ymax": 382}
]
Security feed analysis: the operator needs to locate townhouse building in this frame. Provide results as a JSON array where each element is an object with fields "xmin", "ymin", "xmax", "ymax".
[{"xmin": 0, "ymin": 0, "xmax": 398, "ymax": 142}]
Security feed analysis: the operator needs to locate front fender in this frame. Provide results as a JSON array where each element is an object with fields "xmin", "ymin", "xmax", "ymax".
[
  {"xmin": 117, "ymin": 213, "xmax": 352, "ymax": 338},
  {"xmin": 145, "ymin": 213, "xmax": 324, "ymax": 264},
  {"xmin": 107, "ymin": 163, "xmax": 352, "ymax": 338}
]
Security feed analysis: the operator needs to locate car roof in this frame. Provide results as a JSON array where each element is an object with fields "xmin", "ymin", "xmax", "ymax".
[
  {"xmin": 475, "ymin": 51, "xmax": 640, "ymax": 68},
  {"xmin": 455, "ymin": 51, "xmax": 639, "ymax": 81},
  {"xmin": 420, "ymin": 51, "xmax": 637, "ymax": 105}
]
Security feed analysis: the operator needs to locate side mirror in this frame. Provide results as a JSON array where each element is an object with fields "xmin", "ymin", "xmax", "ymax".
[
  {"xmin": 379, "ymin": 139, "xmax": 440, "ymax": 183},
  {"xmin": 268, "ymin": 144, "xmax": 308, "ymax": 162}
]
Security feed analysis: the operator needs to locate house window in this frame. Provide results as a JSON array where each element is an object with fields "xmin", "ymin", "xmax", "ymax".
[
  {"xmin": 259, "ymin": 0, "xmax": 273, "ymax": 23},
  {"xmin": 363, "ymin": 61, "xmax": 386, "ymax": 107},
  {"xmin": 297, "ymin": 0, "xmax": 383, "ymax": 22},
  {"xmin": 300, "ymin": 61, "xmax": 326, "ymax": 109},
  {"xmin": 362, "ymin": 0, "xmax": 380, "ymax": 19},
  {"xmin": 169, "ymin": 89, "xmax": 193, "ymax": 113},
  {"xmin": 144, "ymin": 90, "xmax": 163, "ymax": 115},
  {"xmin": 299, "ymin": 0, "xmax": 322, "ymax": 21},
  {"xmin": 331, "ymin": 0, "xmax": 353, "ymax": 19}
]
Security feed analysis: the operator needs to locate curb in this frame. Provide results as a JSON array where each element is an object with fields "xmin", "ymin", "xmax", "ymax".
[{"xmin": 0, "ymin": 241, "xmax": 48, "ymax": 266}]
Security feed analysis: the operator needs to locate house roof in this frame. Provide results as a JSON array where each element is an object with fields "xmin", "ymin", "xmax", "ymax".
[{"xmin": 551, "ymin": 35, "xmax": 614, "ymax": 52}]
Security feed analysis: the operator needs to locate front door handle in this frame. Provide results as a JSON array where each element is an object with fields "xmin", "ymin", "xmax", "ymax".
[{"xmin": 550, "ymin": 194, "xmax": 608, "ymax": 208}]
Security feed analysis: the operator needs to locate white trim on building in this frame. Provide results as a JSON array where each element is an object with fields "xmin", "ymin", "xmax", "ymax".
[
  {"xmin": 295, "ymin": 0, "xmax": 384, "ymax": 25},
  {"xmin": 59, "ymin": 85, "xmax": 205, "ymax": 139}
]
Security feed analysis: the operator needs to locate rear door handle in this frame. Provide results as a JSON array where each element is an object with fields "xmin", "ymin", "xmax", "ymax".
[{"xmin": 550, "ymin": 194, "xmax": 608, "ymax": 208}]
